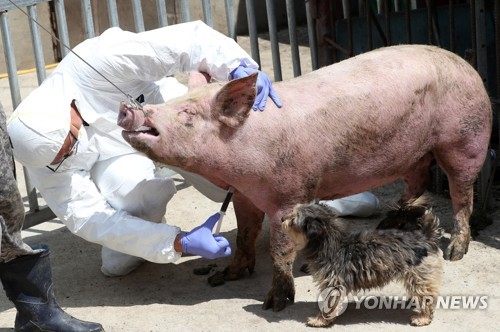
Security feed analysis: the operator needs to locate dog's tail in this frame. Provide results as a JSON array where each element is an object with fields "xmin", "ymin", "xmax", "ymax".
[{"xmin": 377, "ymin": 195, "xmax": 442, "ymax": 243}]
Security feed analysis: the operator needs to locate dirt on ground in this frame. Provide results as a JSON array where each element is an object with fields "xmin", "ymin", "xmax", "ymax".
[{"xmin": 0, "ymin": 29, "xmax": 499, "ymax": 332}]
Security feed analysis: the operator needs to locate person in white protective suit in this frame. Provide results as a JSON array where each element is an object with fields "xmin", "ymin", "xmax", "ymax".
[{"xmin": 7, "ymin": 20, "xmax": 380, "ymax": 278}]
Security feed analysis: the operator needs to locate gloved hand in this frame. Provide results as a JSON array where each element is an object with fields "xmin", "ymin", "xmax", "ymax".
[
  {"xmin": 230, "ymin": 66, "xmax": 283, "ymax": 111},
  {"xmin": 180, "ymin": 213, "xmax": 232, "ymax": 259}
]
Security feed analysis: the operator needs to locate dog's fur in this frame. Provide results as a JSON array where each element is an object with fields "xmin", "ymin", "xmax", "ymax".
[{"xmin": 282, "ymin": 198, "xmax": 443, "ymax": 327}]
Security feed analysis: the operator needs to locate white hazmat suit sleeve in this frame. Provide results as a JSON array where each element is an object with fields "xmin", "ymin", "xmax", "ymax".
[
  {"xmin": 27, "ymin": 166, "xmax": 181, "ymax": 264},
  {"xmin": 69, "ymin": 20, "xmax": 258, "ymax": 88}
]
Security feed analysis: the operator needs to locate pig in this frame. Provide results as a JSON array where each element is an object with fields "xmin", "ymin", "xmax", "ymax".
[{"xmin": 117, "ymin": 44, "xmax": 492, "ymax": 312}]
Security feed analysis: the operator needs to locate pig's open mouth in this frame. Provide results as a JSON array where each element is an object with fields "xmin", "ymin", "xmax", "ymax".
[
  {"xmin": 136, "ymin": 125, "xmax": 159, "ymax": 137},
  {"xmin": 122, "ymin": 124, "xmax": 159, "ymax": 141}
]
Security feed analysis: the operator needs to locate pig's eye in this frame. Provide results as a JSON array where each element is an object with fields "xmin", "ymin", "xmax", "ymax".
[
  {"xmin": 179, "ymin": 106, "xmax": 196, "ymax": 115},
  {"xmin": 178, "ymin": 106, "xmax": 196, "ymax": 125}
]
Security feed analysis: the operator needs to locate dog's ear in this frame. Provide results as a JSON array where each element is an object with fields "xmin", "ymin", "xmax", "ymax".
[{"xmin": 304, "ymin": 217, "xmax": 324, "ymax": 240}]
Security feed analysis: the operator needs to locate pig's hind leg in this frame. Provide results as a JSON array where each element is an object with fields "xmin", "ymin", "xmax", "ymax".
[
  {"xmin": 224, "ymin": 194, "xmax": 265, "ymax": 280},
  {"xmin": 434, "ymin": 147, "xmax": 486, "ymax": 261}
]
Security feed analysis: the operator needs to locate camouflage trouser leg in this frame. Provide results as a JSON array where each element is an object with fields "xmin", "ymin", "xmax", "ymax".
[{"xmin": 0, "ymin": 103, "xmax": 36, "ymax": 263}]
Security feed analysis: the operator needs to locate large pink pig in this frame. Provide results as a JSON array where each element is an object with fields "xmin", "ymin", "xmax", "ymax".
[{"xmin": 118, "ymin": 44, "xmax": 492, "ymax": 311}]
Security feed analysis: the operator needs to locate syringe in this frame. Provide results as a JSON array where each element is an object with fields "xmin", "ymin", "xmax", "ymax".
[{"xmin": 214, "ymin": 187, "xmax": 235, "ymax": 235}]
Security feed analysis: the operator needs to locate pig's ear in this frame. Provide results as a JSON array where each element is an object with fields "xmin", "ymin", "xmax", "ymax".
[
  {"xmin": 188, "ymin": 71, "xmax": 211, "ymax": 90},
  {"xmin": 213, "ymin": 72, "xmax": 257, "ymax": 128}
]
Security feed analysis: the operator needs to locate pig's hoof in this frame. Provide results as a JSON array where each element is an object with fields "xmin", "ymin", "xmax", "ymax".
[
  {"xmin": 223, "ymin": 257, "xmax": 256, "ymax": 281},
  {"xmin": 262, "ymin": 279, "xmax": 295, "ymax": 311},
  {"xmin": 223, "ymin": 265, "xmax": 251, "ymax": 281},
  {"xmin": 443, "ymin": 237, "xmax": 469, "ymax": 261}
]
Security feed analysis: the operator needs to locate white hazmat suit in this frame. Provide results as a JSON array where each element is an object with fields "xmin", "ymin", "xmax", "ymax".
[{"xmin": 8, "ymin": 21, "xmax": 258, "ymax": 276}]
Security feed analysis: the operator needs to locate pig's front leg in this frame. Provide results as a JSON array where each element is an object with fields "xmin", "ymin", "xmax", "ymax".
[
  {"xmin": 224, "ymin": 193, "xmax": 265, "ymax": 280},
  {"xmin": 262, "ymin": 217, "xmax": 296, "ymax": 312}
]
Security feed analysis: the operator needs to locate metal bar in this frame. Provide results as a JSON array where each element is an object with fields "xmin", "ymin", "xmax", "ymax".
[
  {"xmin": 369, "ymin": 4, "xmax": 388, "ymax": 46},
  {"xmin": 329, "ymin": 0, "xmax": 336, "ymax": 63},
  {"xmin": 305, "ymin": 0, "xmax": 318, "ymax": 70},
  {"xmin": 202, "ymin": 0, "xmax": 213, "ymax": 28},
  {"xmin": 470, "ymin": 0, "xmax": 477, "ymax": 68},
  {"xmin": 496, "ymin": 0, "xmax": 500, "ymax": 98},
  {"xmin": 156, "ymin": 0, "xmax": 168, "ymax": 27},
  {"xmin": 342, "ymin": 0, "xmax": 349, "ymax": 19},
  {"xmin": 428, "ymin": 0, "xmax": 440, "ymax": 46},
  {"xmin": 384, "ymin": 0, "xmax": 391, "ymax": 45},
  {"xmin": 131, "ymin": 0, "xmax": 145, "ymax": 32},
  {"xmin": 449, "ymin": 0, "xmax": 455, "ymax": 51},
  {"xmin": 286, "ymin": 0, "xmax": 300, "ymax": 77},
  {"xmin": 107, "ymin": 0, "xmax": 119, "ymax": 27},
  {"xmin": 54, "ymin": 0, "xmax": 70, "ymax": 57},
  {"xmin": 0, "ymin": 11, "xmax": 21, "ymax": 109},
  {"xmin": 81, "ymin": 0, "xmax": 95, "ymax": 39},
  {"xmin": 265, "ymin": 0, "xmax": 282, "ymax": 81},
  {"xmin": 313, "ymin": 0, "xmax": 334, "ymax": 67},
  {"xmin": 345, "ymin": 0, "xmax": 352, "ymax": 58},
  {"xmin": 474, "ymin": 0, "xmax": 489, "ymax": 209},
  {"xmin": 394, "ymin": 0, "xmax": 400, "ymax": 12},
  {"xmin": 224, "ymin": 0, "xmax": 235, "ymax": 39},
  {"xmin": 427, "ymin": 0, "xmax": 432, "ymax": 43},
  {"xmin": 27, "ymin": 4, "xmax": 46, "ymax": 84},
  {"xmin": 179, "ymin": 0, "xmax": 190, "ymax": 22},
  {"xmin": 245, "ymin": 0, "xmax": 260, "ymax": 65},
  {"xmin": 366, "ymin": 0, "xmax": 372, "ymax": 50},
  {"xmin": 405, "ymin": 0, "xmax": 412, "ymax": 43}
]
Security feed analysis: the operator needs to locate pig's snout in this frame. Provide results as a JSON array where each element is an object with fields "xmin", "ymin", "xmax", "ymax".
[{"xmin": 118, "ymin": 101, "xmax": 145, "ymax": 131}]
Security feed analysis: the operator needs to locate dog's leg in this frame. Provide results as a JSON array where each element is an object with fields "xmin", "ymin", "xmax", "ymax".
[
  {"xmin": 405, "ymin": 255, "xmax": 442, "ymax": 326},
  {"xmin": 307, "ymin": 312, "xmax": 336, "ymax": 328},
  {"xmin": 224, "ymin": 194, "xmax": 265, "ymax": 280},
  {"xmin": 307, "ymin": 287, "xmax": 348, "ymax": 327},
  {"xmin": 409, "ymin": 294, "xmax": 435, "ymax": 326}
]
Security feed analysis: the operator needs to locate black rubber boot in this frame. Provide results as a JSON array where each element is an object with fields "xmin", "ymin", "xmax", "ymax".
[{"xmin": 0, "ymin": 245, "xmax": 104, "ymax": 332}]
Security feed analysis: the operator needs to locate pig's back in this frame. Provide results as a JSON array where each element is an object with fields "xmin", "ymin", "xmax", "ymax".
[
  {"xmin": 266, "ymin": 44, "xmax": 489, "ymax": 139},
  {"xmin": 276, "ymin": 44, "xmax": 485, "ymax": 113}
]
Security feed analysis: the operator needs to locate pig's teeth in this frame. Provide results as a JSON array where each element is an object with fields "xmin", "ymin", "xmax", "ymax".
[{"xmin": 138, "ymin": 126, "xmax": 151, "ymax": 131}]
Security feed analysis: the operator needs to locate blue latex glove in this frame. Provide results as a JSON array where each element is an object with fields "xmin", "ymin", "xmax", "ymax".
[
  {"xmin": 230, "ymin": 66, "xmax": 283, "ymax": 111},
  {"xmin": 180, "ymin": 213, "xmax": 232, "ymax": 259}
]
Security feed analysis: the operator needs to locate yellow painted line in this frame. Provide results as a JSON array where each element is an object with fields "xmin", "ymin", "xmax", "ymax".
[{"xmin": 0, "ymin": 63, "xmax": 59, "ymax": 79}]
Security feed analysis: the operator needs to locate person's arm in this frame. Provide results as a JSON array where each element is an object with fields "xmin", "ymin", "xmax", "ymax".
[
  {"xmin": 72, "ymin": 21, "xmax": 257, "ymax": 84},
  {"xmin": 27, "ymin": 167, "xmax": 182, "ymax": 263},
  {"xmin": 137, "ymin": 20, "xmax": 259, "ymax": 81}
]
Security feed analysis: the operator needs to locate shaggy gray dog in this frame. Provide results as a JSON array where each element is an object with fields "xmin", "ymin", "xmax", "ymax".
[{"xmin": 282, "ymin": 199, "xmax": 443, "ymax": 327}]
